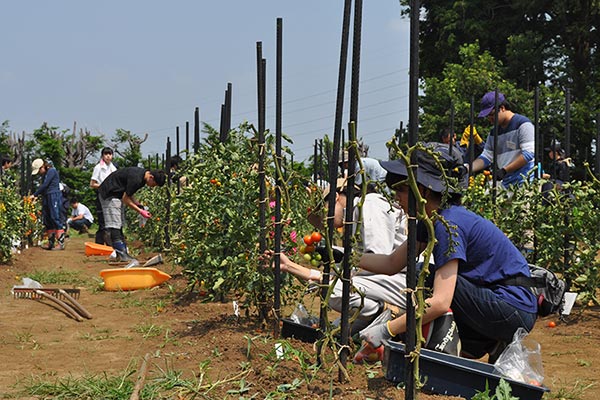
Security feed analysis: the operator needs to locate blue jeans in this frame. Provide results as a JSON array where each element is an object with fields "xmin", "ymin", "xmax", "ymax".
[
  {"xmin": 69, "ymin": 218, "xmax": 92, "ymax": 232},
  {"xmin": 451, "ymin": 275, "xmax": 537, "ymax": 357}
]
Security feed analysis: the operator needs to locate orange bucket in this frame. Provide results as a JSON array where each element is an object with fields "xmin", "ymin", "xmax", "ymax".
[
  {"xmin": 85, "ymin": 242, "xmax": 114, "ymax": 256},
  {"xmin": 100, "ymin": 267, "xmax": 171, "ymax": 291}
]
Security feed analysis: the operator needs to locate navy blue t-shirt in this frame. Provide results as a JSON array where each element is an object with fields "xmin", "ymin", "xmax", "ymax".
[{"xmin": 418, "ymin": 205, "xmax": 537, "ymax": 313}]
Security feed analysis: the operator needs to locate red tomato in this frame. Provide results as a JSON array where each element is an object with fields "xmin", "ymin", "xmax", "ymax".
[
  {"xmin": 547, "ymin": 321, "xmax": 556, "ymax": 328},
  {"xmin": 303, "ymin": 234, "xmax": 313, "ymax": 245},
  {"xmin": 304, "ymin": 245, "xmax": 315, "ymax": 253},
  {"xmin": 311, "ymin": 231, "xmax": 322, "ymax": 243}
]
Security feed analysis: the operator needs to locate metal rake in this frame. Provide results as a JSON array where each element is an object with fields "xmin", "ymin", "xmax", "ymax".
[{"xmin": 13, "ymin": 288, "xmax": 92, "ymax": 321}]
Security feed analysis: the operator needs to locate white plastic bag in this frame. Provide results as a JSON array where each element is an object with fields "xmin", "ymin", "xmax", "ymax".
[
  {"xmin": 493, "ymin": 328, "xmax": 544, "ymax": 386},
  {"xmin": 289, "ymin": 303, "xmax": 318, "ymax": 326}
]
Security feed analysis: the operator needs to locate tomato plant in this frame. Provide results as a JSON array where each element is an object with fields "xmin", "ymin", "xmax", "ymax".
[
  {"xmin": 463, "ymin": 168, "xmax": 600, "ymax": 307},
  {"xmin": 0, "ymin": 186, "xmax": 42, "ymax": 263},
  {"xmin": 168, "ymin": 123, "xmax": 315, "ymax": 315}
]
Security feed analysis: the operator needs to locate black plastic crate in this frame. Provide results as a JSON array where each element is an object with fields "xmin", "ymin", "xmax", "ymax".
[
  {"xmin": 383, "ymin": 341, "xmax": 549, "ymax": 399},
  {"xmin": 280, "ymin": 318, "xmax": 322, "ymax": 343}
]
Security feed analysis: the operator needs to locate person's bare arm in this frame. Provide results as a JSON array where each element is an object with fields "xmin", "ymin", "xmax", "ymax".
[
  {"xmin": 470, "ymin": 158, "xmax": 486, "ymax": 173},
  {"xmin": 122, "ymin": 193, "xmax": 144, "ymax": 213},
  {"xmin": 387, "ymin": 259, "xmax": 458, "ymax": 335},
  {"xmin": 359, "ymin": 240, "xmax": 426, "ymax": 275},
  {"xmin": 263, "ymin": 250, "xmax": 320, "ymax": 282}
]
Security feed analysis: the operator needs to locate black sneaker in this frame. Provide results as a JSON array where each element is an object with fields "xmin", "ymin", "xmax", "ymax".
[{"xmin": 487, "ymin": 341, "xmax": 507, "ymax": 364}]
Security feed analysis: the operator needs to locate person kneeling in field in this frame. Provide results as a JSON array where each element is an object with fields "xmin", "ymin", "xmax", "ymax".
[
  {"xmin": 265, "ymin": 177, "xmax": 408, "ymax": 337},
  {"xmin": 67, "ymin": 196, "xmax": 94, "ymax": 235},
  {"xmin": 358, "ymin": 143, "xmax": 537, "ymax": 364}
]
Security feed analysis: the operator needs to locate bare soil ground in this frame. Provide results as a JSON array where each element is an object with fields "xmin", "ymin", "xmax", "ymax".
[{"xmin": 0, "ymin": 233, "xmax": 599, "ymax": 399}]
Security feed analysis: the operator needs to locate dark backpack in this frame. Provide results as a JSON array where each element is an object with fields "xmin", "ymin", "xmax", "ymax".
[{"xmin": 501, "ymin": 264, "xmax": 568, "ymax": 317}]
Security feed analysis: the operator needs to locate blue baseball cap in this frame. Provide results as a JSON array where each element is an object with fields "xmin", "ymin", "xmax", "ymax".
[{"xmin": 478, "ymin": 91, "xmax": 505, "ymax": 118}]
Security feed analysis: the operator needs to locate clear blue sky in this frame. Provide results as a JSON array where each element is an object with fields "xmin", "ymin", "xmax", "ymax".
[{"xmin": 1, "ymin": 1, "xmax": 410, "ymax": 163}]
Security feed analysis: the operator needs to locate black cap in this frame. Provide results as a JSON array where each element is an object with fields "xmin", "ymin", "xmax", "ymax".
[
  {"xmin": 544, "ymin": 139, "xmax": 562, "ymax": 153},
  {"xmin": 380, "ymin": 142, "xmax": 467, "ymax": 194}
]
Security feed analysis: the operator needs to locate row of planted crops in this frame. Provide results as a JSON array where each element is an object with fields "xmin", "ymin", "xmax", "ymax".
[{"xmin": 2, "ymin": 125, "xmax": 600, "ymax": 314}]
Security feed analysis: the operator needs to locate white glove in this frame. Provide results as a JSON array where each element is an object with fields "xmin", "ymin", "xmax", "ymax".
[
  {"xmin": 359, "ymin": 309, "xmax": 394, "ymax": 348},
  {"xmin": 67, "ymin": 218, "xmax": 72, "ymax": 224},
  {"xmin": 359, "ymin": 322, "xmax": 392, "ymax": 348}
]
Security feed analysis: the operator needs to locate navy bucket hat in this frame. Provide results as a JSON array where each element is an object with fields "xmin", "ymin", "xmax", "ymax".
[{"xmin": 380, "ymin": 142, "xmax": 467, "ymax": 194}]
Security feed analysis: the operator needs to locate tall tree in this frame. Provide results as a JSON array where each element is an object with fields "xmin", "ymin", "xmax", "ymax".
[
  {"xmin": 111, "ymin": 128, "xmax": 147, "ymax": 168},
  {"xmin": 419, "ymin": 43, "xmax": 531, "ymax": 141},
  {"xmin": 400, "ymin": 0, "xmax": 599, "ymax": 170}
]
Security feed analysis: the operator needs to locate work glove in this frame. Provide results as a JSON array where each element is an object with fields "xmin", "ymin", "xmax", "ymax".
[
  {"xmin": 315, "ymin": 245, "xmax": 344, "ymax": 264},
  {"xmin": 460, "ymin": 125, "xmax": 483, "ymax": 147},
  {"xmin": 139, "ymin": 209, "xmax": 152, "ymax": 219},
  {"xmin": 493, "ymin": 167, "xmax": 507, "ymax": 181},
  {"xmin": 359, "ymin": 309, "xmax": 394, "ymax": 348},
  {"xmin": 359, "ymin": 320, "xmax": 393, "ymax": 348},
  {"xmin": 67, "ymin": 218, "xmax": 72, "ymax": 225}
]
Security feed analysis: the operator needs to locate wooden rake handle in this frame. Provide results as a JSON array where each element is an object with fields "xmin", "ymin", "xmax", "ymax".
[
  {"xmin": 59, "ymin": 289, "xmax": 93, "ymax": 319},
  {"xmin": 35, "ymin": 290, "xmax": 84, "ymax": 322}
]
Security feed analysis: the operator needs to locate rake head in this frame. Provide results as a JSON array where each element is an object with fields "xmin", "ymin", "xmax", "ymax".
[{"xmin": 13, "ymin": 288, "xmax": 81, "ymax": 300}]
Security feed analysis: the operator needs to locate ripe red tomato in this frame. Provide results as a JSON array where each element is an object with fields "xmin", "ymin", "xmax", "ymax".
[
  {"xmin": 303, "ymin": 234, "xmax": 313, "ymax": 245},
  {"xmin": 547, "ymin": 321, "xmax": 556, "ymax": 328},
  {"xmin": 311, "ymin": 231, "xmax": 322, "ymax": 243},
  {"xmin": 304, "ymin": 245, "xmax": 315, "ymax": 254}
]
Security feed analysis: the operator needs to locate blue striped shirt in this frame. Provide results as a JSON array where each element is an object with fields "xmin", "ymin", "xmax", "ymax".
[{"xmin": 478, "ymin": 113, "xmax": 535, "ymax": 187}]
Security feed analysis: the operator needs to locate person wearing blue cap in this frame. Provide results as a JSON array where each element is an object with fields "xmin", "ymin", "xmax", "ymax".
[
  {"xmin": 357, "ymin": 143, "xmax": 537, "ymax": 363},
  {"xmin": 468, "ymin": 91, "xmax": 535, "ymax": 187}
]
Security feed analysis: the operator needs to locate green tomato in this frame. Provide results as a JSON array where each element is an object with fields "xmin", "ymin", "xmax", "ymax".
[
  {"xmin": 303, "ymin": 253, "xmax": 312, "ymax": 262},
  {"xmin": 311, "ymin": 259, "xmax": 320, "ymax": 267},
  {"xmin": 314, "ymin": 253, "xmax": 322, "ymax": 261}
]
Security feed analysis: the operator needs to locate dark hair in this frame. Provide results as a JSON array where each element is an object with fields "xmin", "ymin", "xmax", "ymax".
[
  {"xmin": 385, "ymin": 172, "xmax": 463, "ymax": 206},
  {"xmin": 1, "ymin": 154, "xmax": 12, "ymax": 166},
  {"xmin": 439, "ymin": 128, "xmax": 453, "ymax": 142},
  {"xmin": 150, "ymin": 169, "xmax": 167, "ymax": 186},
  {"xmin": 101, "ymin": 147, "xmax": 113, "ymax": 155},
  {"xmin": 69, "ymin": 196, "xmax": 80, "ymax": 204},
  {"xmin": 170, "ymin": 155, "xmax": 182, "ymax": 169},
  {"xmin": 385, "ymin": 172, "xmax": 405, "ymax": 190}
]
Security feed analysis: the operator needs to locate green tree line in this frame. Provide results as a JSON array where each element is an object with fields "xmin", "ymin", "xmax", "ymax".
[{"xmin": 399, "ymin": 0, "xmax": 599, "ymax": 179}]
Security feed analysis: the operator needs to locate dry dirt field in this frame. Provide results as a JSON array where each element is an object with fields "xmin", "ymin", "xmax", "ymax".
[{"xmin": 0, "ymin": 233, "xmax": 599, "ymax": 399}]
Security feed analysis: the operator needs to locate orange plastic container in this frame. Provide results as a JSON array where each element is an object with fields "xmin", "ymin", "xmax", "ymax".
[
  {"xmin": 85, "ymin": 242, "xmax": 114, "ymax": 256},
  {"xmin": 100, "ymin": 267, "xmax": 171, "ymax": 291}
]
